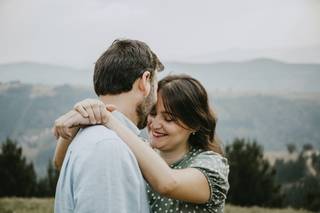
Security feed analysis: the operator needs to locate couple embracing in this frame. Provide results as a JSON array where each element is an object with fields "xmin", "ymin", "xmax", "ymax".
[{"xmin": 53, "ymin": 39, "xmax": 229, "ymax": 213}]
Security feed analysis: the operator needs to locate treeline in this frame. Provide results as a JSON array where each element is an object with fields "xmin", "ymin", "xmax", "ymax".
[
  {"xmin": 274, "ymin": 144, "xmax": 320, "ymax": 211},
  {"xmin": 0, "ymin": 137, "xmax": 319, "ymax": 212},
  {"xmin": 225, "ymin": 138, "xmax": 320, "ymax": 212},
  {"xmin": 0, "ymin": 138, "xmax": 59, "ymax": 197}
]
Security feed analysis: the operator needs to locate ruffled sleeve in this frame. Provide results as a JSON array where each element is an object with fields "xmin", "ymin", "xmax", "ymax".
[{"xmin": 189, "ymin": 151, "xmax": 229, "ymax": 208}]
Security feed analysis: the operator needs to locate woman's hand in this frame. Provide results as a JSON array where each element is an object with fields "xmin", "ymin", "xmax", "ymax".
[
  {"xmin": 53, "ymin": 110, "xmax": 90, "ymax": 140},
  {"xmin": 53, "ymin": 99, "xmax": 117, "ymax": 140},
  {"xmin": 73, "ymin": 99, "xmax": 116, "ymax": 124}
]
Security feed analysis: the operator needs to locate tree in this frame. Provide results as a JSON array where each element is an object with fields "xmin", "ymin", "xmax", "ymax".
[
  {"xmin": 286, "ymin": 143, "xmax": 296, "ymax": 154},
  {"xmin": 36, "ymin": 159, "xmax": 59, "ymax": 197},
  {"xmin": 302, "ymin": 144, "xmax": 314, "ymax": 152},
  {"xmin": 272, "ymin": 144, "xmax": 320, "ymax": 211},
  {"xmin": 301, "ymin": 176, "xmax": 320, "ymax": 211},
  {"xmin": 274, "ymin": 155, "xmax": 306, "ymax": 184},
  {"xmin": 0, "ymin": 138, "xmax": 37, "ymax": 197},
  {"xmin": 225, "ymin": 138, "xmax": 283, "ymax": 207}
]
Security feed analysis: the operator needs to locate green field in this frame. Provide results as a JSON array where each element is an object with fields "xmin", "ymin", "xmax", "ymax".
[{"xmin": 0, "ymin": 198, "xmax": 312, "ymax": 213}]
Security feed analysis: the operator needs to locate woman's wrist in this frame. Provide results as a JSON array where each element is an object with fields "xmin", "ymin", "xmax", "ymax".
[
  {"xmin": 104, "ymin": 114, "xmax": 118, "ymax": 130},
  {"xmin": 59, "ymin": 136, "xmax": 72, "ymax": 144},
  {"xmin": 60, "ymin": 127, "xmax": 80, "ymax": 142}
]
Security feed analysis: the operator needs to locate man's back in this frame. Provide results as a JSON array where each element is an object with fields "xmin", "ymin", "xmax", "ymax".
[{"xmin": 54, "ymin": 125, "xmax": 149, "ymax": 213}]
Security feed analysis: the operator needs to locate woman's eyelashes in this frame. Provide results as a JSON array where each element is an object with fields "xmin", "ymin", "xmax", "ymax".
[
  {"xmin": 162, "ymin": 113, "xmax": 176, "ymax": 122},
  {"xmin": 149, "ymin": 107, "xmax": 176, "ymax": 123}
]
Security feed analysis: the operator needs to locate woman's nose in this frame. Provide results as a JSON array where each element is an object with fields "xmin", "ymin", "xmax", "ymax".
[{"xmin": 149, "ymin": 116, "xmax": 162, "ymax": 130}]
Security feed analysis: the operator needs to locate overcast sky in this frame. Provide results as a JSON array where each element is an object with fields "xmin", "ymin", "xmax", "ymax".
[{"xmin": 0, "ymin": 0, "xmax": 319, "ymax": 67}]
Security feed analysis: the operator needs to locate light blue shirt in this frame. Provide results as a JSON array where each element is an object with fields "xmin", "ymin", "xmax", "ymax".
[{"xmin": 54, "ymin": 111, "xmax": 150, "ymax": 213}]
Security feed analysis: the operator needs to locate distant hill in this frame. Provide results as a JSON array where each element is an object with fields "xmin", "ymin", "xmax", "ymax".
[
  {"xmin": 0, "ymin": 82, "xmax": 319, "ymax": 176},
  {"xmin": 165, "ymin": 59, "xmax": 320, "ymax": 92},
  {"xmin": 1, "ymin": 59, "xmax": 320, "ymax": 92},
  {"xmin": 0, "ymin": 62, "xmax": 93, "ymax": 86},
  {"xmin": 184, "ymin": 46, "xmax": 320, "ymax": 64}
]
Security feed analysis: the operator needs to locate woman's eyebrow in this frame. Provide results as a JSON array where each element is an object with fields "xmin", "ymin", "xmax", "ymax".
[{"xmin": 161, "ymin": 111, "xmax": 174, "ymax": 117}]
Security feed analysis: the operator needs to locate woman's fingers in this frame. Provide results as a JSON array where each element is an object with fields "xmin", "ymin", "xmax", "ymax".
[
  {"xmin": 91, "ymin": 101, "xmax": 101, "ymax": 123},
  {"xmin": 74, "ymin": 103, "xmax": 89, "ymax": 118},
  {"xmin": 54, "ymin": 111, "xmax": 73, "ymax": 131},
  {"xmin": 100, "ymin": 104, "xmax": 108, "ymax": 124},
  {"xmin": 57, "ymin": 127, "xmax": 70, "ymax": 140},
  {"xmin": 73, "ymin": 99, "xmax": 111, "ymax": 125},
  {"xmin": 64, "ymin": 112, "xmax": 82, "ymax": 128},
  {"xmin": 55, "ymin": 111, "xmax": 77, "ymax": 139},
  {"xmin": 53, "ymin": 101, "xmax": 115, "ymax": 140},
  {"xmin": 85, "ymin": 103, "xmax": 96, "ymax": 124},
  {"xmin": 73, "ymin": 99, "xmax": 96, "ymax": 124},
  {"xmin": 54, "ymin": 110, "xmax": 82, "ymax": 139},
  {"xmin": 106, "ymin": 104, "xmax": 117, "ymax": 112}
]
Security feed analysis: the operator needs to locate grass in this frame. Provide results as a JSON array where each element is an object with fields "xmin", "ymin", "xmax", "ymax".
[
  {"xmin": 225, "ymin": 205, "xmax": 312, "ymax": 213},
  {"xmin": 0, "ymin": 198, "xmax": 54, "ymax": 213},
  {"xmin": 0, "ymin": 198, "xmax": 313, "ymax": 213}
]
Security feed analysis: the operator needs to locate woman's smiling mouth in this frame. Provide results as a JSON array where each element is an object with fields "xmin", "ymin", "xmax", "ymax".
[{"xmin": 152, "ymin": 130, "xmax": 168, "ymax": 138}]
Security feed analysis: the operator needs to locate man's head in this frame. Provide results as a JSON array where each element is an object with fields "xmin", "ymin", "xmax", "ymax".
[{"xmin": 94, "ymin": 39, "xmax": 164, "ymax": 128}]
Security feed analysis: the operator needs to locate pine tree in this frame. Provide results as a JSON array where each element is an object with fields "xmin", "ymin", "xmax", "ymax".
[
  {"xmin": 225, "ymin": 138, "xmax": 283, "ymax": 207},
  {"xmin": 36, "ymin": 159, "xmax": 59, "ymax": 197},
  {"xmin": 0, "ymin": 138, "xmax": 37, "ymax": 197}
]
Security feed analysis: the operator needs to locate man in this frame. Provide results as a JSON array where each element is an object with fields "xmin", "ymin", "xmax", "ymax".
[{"xmin": 54, "ymin": 39, "xmax": 164, "ymax": 213}]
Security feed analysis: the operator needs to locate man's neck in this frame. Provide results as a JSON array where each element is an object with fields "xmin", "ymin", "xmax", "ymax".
[{"xmin": 99, "ymin": 94, "xmax": 138, "ymax": 126}]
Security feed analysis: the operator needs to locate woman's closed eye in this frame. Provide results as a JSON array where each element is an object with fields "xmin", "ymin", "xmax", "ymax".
[{"xmin": 163, "ymin": 113, "xmax": 176, "ymax": 122}]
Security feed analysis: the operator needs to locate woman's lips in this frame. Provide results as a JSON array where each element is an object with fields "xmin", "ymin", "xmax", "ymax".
[{"xmin": 152, "ymin": 130, "xmax": 168, "ymax": 138}]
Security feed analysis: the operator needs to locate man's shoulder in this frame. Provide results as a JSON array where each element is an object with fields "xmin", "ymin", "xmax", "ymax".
[
  {"xmin": 79, "ymin": 125, "xmax": 118, "ymax": 139},
  {"xmin": 71, "ymin": 125, "xmax": 121, "ymax": 148},
  {"xmin": 67, "ymin": 125, "xmax": 135, "ymax": 167}
]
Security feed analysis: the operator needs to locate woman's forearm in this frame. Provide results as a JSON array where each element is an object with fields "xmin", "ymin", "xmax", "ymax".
[
  {"xmin": 107, "ymin": 117, "xmax": 177, "ymax": 195},
  {"xmin": 53, "ymin": 126, "xmax": 80, "ymax": 170},
  {"xmin": 53, "ymin": 137, "xmax": 72, "ymax": 170}
]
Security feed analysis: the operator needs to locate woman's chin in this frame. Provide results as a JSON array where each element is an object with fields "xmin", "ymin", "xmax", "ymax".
[{"xmin": 150, "ymin": 139, "xmax": 165, "ymax": 150}]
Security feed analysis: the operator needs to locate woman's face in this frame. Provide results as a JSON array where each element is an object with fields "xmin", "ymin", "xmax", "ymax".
[{"xmin": 147, "ymin": 95, "xmax": 193, "ymax": 151}]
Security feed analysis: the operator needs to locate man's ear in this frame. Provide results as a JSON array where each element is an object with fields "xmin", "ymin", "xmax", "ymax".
[{"xmin": 138, "ymin": 71, "xmax": 151, "ymax": 97}]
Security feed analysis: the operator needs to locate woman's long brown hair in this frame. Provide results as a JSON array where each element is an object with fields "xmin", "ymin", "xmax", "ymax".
[{"xmin": 158, "ymin": 74, "xmax": 224, "ymax": 155}]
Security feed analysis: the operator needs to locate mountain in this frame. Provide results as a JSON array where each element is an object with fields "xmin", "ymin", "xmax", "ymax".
[
  {"xmin": 165, "ymin": 59, "xmax": 320, "ymax": 93},
  {"xmin": 0, "ymin": 82, "xmax": 319, "ymax": 176},
  {"xmin": 0, "ymin": 62, "xmax": 93, "ymax": 85},
  {"xmin": 1, "ymin": 59, "xmax": 319, "ymax": 175},
  {"xmin": 184, "ymin": 46, "xmax": 320, "ymax": 64},
  {"xmin": 1, "ymin": 59, "xmax": 319, "ymax": 93},
  {"xmin": 0, "ymin": 82, "xmax": 96, "ymax": 176}
]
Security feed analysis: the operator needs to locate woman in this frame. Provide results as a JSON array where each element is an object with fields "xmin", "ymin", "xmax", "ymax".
[{"xmin": 54, "ymin": 74, "xmax": 229, "ymax": 213}]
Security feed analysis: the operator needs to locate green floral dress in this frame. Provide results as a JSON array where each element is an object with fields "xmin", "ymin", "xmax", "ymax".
[{"xmin": 146, "ymin": 147, "xmax": 229, "ymax": 213}]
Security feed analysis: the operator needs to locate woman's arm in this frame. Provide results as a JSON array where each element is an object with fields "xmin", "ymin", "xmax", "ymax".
[
  {"xmin": 52, "ymin": 100, "xmax": 112, "ymax": 170},
  {"xmin": 53, "ymin": 125, "xmax": 80, "ymax": 170},
  {"xmin": 53, "ymin": 137, "xmax": 72, "ymax": 170},
  {"xmin": 55, "ymin": 99, "xmax": 211, "ymax": 203},
  {"xmin": 52, "ymin": 110, "xmax": 90, "ymax": 170},
  {"xmin": 107, "ymin": 116, "xmax": 211, "ymax": 204}
]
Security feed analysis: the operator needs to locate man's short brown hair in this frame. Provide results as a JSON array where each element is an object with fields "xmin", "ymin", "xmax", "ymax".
[{"xmin": 93, "ymin": 39, "xmax": 164, "ymax": 96}]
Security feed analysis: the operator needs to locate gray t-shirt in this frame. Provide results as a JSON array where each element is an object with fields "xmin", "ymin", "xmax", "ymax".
[{"xmin": 54, "ymin": 111, "xmax": 149, "ymax": 213}]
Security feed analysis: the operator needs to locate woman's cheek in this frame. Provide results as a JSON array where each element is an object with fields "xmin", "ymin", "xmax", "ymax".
[{"xmin": 147, "ymin": 116, "xmax": 154, "ymax": 131}]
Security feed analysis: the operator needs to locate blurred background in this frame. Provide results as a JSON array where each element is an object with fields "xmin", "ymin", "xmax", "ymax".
[{"xmin": 0, "ymin": 0, "xmax": 319, "ymax": 212}]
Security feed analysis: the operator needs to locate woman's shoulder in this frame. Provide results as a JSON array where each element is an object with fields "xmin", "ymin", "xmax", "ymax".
[
  {"xmin": 192, "ymin": 150, "xmax": 228, "ymax": 165},
  {"xmin": 188, "ymin": 149, "xmax": 230, "ymax": 209},
  {"xmin": 189, "ymin": 149, "xmax": 229, "ymax": 176}
]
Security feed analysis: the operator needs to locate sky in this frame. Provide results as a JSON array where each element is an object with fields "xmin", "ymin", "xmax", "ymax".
[{"xmin": 0, "ymin": 0, "xmax": 319, "ymax": 67}]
